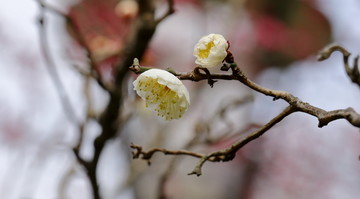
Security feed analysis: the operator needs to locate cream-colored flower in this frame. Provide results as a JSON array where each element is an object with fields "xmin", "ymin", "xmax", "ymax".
[
  {"xmin": 133, "ymin": 69, "xmax": 190, "ymax": 120},
  {"xmin": 193, "ymin": 33, "xmax": 228, "ymax": 68}
]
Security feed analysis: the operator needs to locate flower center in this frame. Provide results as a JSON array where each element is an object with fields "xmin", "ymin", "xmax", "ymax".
[
  {"xmin": 137, "ymin": 77, "xmax": 186, "ymax": 120},
  {"xmin": 198, "ymin": 41, "xmax": 214, "ymax": 59}
]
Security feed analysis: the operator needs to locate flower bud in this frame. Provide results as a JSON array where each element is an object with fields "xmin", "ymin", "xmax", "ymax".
[
  {"xmin": 193, "ymin": 33, "xmax": 228, "ymax": 68},
  {"xmin": 133, "ymin": 69, "xmax": 190, "ymax": 120}
]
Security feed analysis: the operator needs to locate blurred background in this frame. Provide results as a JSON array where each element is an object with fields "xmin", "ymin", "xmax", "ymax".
[{"xmin": 0, "ymin": 0, "xmax": 360, "ymax": 198}]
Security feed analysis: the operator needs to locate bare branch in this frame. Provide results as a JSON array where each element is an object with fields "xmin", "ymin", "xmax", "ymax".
[
  {"xmin": 131, "ymin": 106, "xmax": 295, "ymax": 176},
  {"xmin": 84, "ymin": 0, "xmax": 175, "ymax": 198},
  {"xmin": 318, "ymin": 44, "xmax": 360, "ymax": 86},
  {"xmin": 188, "ymin": 105, "xmax": 296, "ymax": 176},
  {"xmin": 156, "ymin": 95, "xmax": 253, "ymax": 198},
  {"xmin": 37, "ymin": 0, "xmax": 176, "ymax": 198},
  {"xmin": 198, "ymin": 95, "xmax": 254, "ymax": 144},
  {"xmin": 130, "ymin": 143, "xmax": 206, "ymax": 165},
  {"xmin": 65, "ymin": 16, "xmax": 110, "ymax": 91},
  {"xmin": 37, "ymin": 0, "xmax": 79, "ymax": 124},
  {"xmin": 129, "ymin": 48, "xmax": 360, "ymax": 176},
  {"xmin": 156, "ymin": 0, "xmax": 175, "ymax": 24},
  {"xmin": 130, "ymin": 62, "xmax": 360, "ymax": 128},
  {"xmin": 37, "ymin": 0, "xmax": 109, "ymax": 91}
]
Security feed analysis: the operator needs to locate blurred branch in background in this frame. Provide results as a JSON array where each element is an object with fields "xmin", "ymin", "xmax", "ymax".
[
  {"xmin": 140, "ymin": 95, "xmax": 254, "ymax": 198},
  {"xmin": 37, "ymin": 0, "xmax": 175, "ymax": 198},
  {"xmin": 37, "ymin": 0, "xmax": 79, "ymax": 124},
  {"xmin": 17, "ymin": 0, "xmax": 358, "ymax": 198}
]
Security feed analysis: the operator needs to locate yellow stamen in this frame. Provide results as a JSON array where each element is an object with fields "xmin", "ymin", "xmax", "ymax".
[{"xmin": 198, "ymin": 41, "xmax": 214, "ymax": 58}]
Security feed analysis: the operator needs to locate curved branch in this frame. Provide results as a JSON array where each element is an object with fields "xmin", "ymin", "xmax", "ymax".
[
  {"xmin": 130, "ymin": 143, "xmax": 206, "ymax": 164},
  {"xmin": 38, "ymin": 0, "xmax": 176, "ymax": 198},
  {"xmin": 37, "ymin": 0, "xmax": 108, "ymax": 90},
  {"xmin": 130, "ymin": 63, "xmax": 360, "ymax": 128},
  {"xmin": 37, "ymin": 1, "xmax": 78, "ymax": 124},
  {"xmin": 318, "ymin": 44, "xmax": 360, "ymax": 86},
  {"xmin": 188, "ymin": 105, "xmax": 296, "ymax": 176},
  {"xmin": 131, "ymin": 106, "xmax": 295, "ymax": 176},
  {"xmin": 129, "ymin": 49, "xmax": 360, "ymax": 176},
  {"xmin": 156, "ymin": 0, "xmax": 175, "ymax": 24}
]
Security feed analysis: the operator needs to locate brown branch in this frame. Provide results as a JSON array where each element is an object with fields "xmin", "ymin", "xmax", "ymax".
[
  {"xmin": 129, "ymin": 47, "xmax": 360, "ymax": 176},
  {"xmin": 197, "ymin": 95, "xmax": 254, "ymax": 144},
  {"xmin": 36, "ymin": 1, "xmax": 98, "ymax": 196},
  {"xmin": 85, "ymin": 1, "xmax": 176, "ymax": 198},
  {"xmin": 37, "ymin": 0, "xmax": 109, "ymax": 91},
  {"xmin": 188, "ymin": 105, "xmax": 296, "ymax": 176},
  {"xmin": 130, "ymin": 62, "xmax": 360, "ymax": 128},
  {"xmin": 65, "ymin": 17, "xmax": 110, "ymax": 91},
  {"xmin": 130, "ymin": 106, "xmax": 295, "ymax": 176},
  {"xmin": 156, "ymin": 0, "xmax": 175, "ymax": 24},
  {"xmin": 318, "ymin": 44, "xmax": 360, "ymax": 86},
  {"xmin": 72, "ymin": 77, "xmax": 96, "ymax": 168},
  {"xmin": 38, "ymin": 0, "xmax": 175, "ymax": 198},
  {"xmin": 130, "ymin": 143, "xmax": 206, "ymax": 165},
  {"xmin": 37, "ymin": 0, "xmax": 79, "ymax": 124},
  {"xmin": 194, "ymin": 66, "xmax": 218, "ymax": 87},
  {"xmin": 156, "ymin": 96, "xmax": 253, "ymax": 198}
]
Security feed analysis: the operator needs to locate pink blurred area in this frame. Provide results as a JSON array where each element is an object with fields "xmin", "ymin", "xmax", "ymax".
[{"xmin": 0, "ymin": 0, "xmax": 359, "ymax": 199}]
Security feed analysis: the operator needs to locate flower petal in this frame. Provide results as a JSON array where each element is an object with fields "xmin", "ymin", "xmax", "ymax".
[
  {"xmin": 193, "ymin": 33, "xmax": 228, "ymax": 68},
  {"xmin": 133, "ymin": 69, "xmax": 190, "ymax": 120}
]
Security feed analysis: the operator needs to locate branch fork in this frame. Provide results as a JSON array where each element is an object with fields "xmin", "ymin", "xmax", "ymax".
[{"xmin": 130, "ymin": 45, "xmax": 360, "ymax": 176}]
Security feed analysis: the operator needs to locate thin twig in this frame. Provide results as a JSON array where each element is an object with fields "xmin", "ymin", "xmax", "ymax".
[
  {"xmin": 130, "ymin": 143, "xmax": 206, "ymax": 165},
  {"xmin": 37, "ymin": 0, "xmax": 78, "ymax": 124},
  {"xmin": 129, "ymin": 48, "xmax": 360, "ymax": 176},
  {"xmin": 86, "ymin": 0, "xmax": 176, "ymax": 198},
  {"xmin": 37, "ymin": 0, "xmax": 109, "ymax": 90},
  {"xmin": 130, "ymin": 105, "xmax": 295, "ymax": 176},
  {"xmin": 318, "ymin": 44, "xmax": 360, "ymax": 86},
  {"xmin": 131, "ymin": 61, "xmax": 360, "ymax": 128},
  {"xmin": 73, "ymin": 76, "xmax": 93, "ymax": 155},
  {"xmin": 156, "ymin": 0, "xmax": 175, "ymax": 24},
  {"xmin": 199, "ymin": 95, "xmax": 254, "ymax": 144},
  {"xmin": 37, "ymin": 2, "xmax": 95, "ymax": 196},
  {"xmin": 156, "ymin": 95, "xmax": 253, "ymax": 198},
  {"xmin": 188, "ymin": 105, "xmax": 295, "ymax": 176},
  {"xmin": 37, "ymin": 0, "xmax": 175, "ymax": 198}
]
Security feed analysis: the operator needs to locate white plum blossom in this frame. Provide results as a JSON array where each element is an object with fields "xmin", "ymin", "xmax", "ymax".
[
  {"xmin": 133, "ymin": 69, "xmax": 190, "ymax": 120},
  {"xmin": 193, "ymin": 33, "xmax": 229, "ymax": 68}
]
